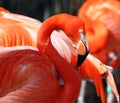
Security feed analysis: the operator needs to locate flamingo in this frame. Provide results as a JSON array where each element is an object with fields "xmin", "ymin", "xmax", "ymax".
[
  {"xmin": 0, "ymin": 7, "xmax": 118, "ymax": 103},
  {"xmin": 0, "ymin": 13, "xmax": 91, "ymax": 102}
]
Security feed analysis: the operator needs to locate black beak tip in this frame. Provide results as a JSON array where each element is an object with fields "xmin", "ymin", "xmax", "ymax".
[{"xmin": 77, "ymin": 53, "xmax": 88, "ymax": 67}]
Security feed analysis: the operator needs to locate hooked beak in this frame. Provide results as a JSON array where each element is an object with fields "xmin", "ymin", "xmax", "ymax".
[{"xmin": 77, "ymin": 29, "xmax": 89, "ymax": 67}]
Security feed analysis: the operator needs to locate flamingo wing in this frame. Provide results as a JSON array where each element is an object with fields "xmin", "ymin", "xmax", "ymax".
[{"xmin": 0, "ymin": 46, "xmax": 62, "ymax": 103}]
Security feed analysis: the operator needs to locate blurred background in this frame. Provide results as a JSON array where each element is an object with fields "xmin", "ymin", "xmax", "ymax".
[
  {"xmin": 0, "ymin": 0, "xmax": 84, "ymax": 21},
  {"xmin": 0, "ymin": 0, "xmax": 120, "ymax": 103}
]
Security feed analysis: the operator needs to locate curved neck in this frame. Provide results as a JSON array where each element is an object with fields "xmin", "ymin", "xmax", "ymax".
[
  {"xmin": 37, "ymin": 13, "xmax": 85, "ymax": 47},
  {"xmin": 86, "ymin": 21, "xmax": 108, "ymax": 53},
  {"xmin": 37, "ymin": 14, "xmax": 82, "ymax": 102},
  {"xmin": 45, "ymin": 44, "xmax": 81, "ymax": 102}
]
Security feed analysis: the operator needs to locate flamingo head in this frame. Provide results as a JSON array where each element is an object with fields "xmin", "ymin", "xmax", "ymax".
[
  {"xmin": 64, "ymin": 21, "xmax": 89, "ymax": 67},
  {"xmin": 51, "ymin": 29, "xmax": 89, "ymax": 68},
  {"xmin": 62, "ymin": 15, "xmax": 89, "ymax": 66},
  {"xmin": 63, "ymin": 18, "xmax": 90, "ymax": 67},
  {"xmin": 62, "ymin": 14, "xmax": 86, "ymax": 44},
  {"xmin": 37, "ymin": 13, "xmax": 89, "ymax": 68}
]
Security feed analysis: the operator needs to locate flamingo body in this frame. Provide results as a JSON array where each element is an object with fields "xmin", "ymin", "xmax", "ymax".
[{"xmin": 0, "ymin": 46, "xmax": 80, "ymax": 103}]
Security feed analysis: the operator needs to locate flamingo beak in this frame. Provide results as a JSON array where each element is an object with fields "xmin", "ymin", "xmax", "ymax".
[
  {"xmin": 77, "ymin": 30, "xmax": 89, "ymax": 67},
  {"xmin": 77, "ymin": 53, "xmax": 88, "ymax": 67}
]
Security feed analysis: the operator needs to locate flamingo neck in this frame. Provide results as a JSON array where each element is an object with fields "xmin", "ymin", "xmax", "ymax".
[
  {"xmin": 44, "ymin": 44, "xmax": 81, "ymax": 102},
  {"xmin": 37, "ymin": 14, "xmax": 82, "ymax": 102},
  {"xmin": 37, "ymin": 13, "xmax": 85, "ymax": 48}
]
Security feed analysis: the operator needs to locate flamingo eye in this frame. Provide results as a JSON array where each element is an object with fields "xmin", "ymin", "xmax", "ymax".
[{"xmin": 76, "ymin": 29, "xmax": 89, "ymax": 67}]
